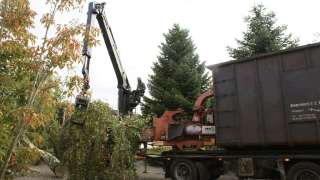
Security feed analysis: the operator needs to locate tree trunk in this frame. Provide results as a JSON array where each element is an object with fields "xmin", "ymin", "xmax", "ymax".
[{"xmin": 0, "ymin": 123, "xmax": 25, "ymax": 180}]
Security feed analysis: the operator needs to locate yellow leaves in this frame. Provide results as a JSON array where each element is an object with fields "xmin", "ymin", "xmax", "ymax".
[
  {"xmin": 45, "ymin": 24, "xmax": 83, "ymax": 69},
  {"xmin": 0, "ymin": 0, "xmax": 36, "ymax": 45},
  {"xmin": 23, "ymin": 112, "xmax": 37, "ymax": 126},
  {"xmin": 83, "ymin": 26, "xmax": 101, "ymax": 48},
  {"xmin": 40, "ymin": 79, "xmax": 59, "ymax": 93},
  {"xmin": 57, "ymin": 0, "xmax": 85, "ymax": 12},
  {"xmin": 41, "ymin": 21, "xmax": 99, "ymax": 70},
  {"xmin": 0, "ymin": 41, "xmax": 30, "ymax": 60},
  {"xmin": 22, "ymin": 109, "xmax": 44, "ymax": 129},
  {"xmin": 1, "ymin": 0, "xmax": 98, "ymax": 176},
  {"xmin": 10, "ymin": 105, "xmax": 51, "ymax": 130},
  {"xmin": 66, "ymin": 75, "xmax": 83, "ymax": 97},
  {"xmin": 40, "ymin": 13, "xmax": 55, "ymax": 28},
  {"xmin": 2, "ymin": 0, "xmax": 93, "ymax": 155},
  {"xmin": 23, "ymin": 111, "xmax": 49, "ymax": 129},
  {"xmin": 45, "ymin": 0, "xmax": 85, "ymax": 12},
  {"xmin": 28, "ymin": 113, "xmax": 44, "ymax": 129},
  {"xmin": 29, "ymin": 132, "xmax": 44, "ymax": 146},
  {"xmin": 15, "ymin": 146, "xmax": 41, "ymax": 166}
]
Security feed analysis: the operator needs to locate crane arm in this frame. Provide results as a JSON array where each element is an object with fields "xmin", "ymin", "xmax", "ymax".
[
  {"xmin": 94, "ymin": 2, "xmax": 130, "ymax": 91},
  {"xmin": 75, "ymin": 2, "xmax": 145, "ymax": 115}
]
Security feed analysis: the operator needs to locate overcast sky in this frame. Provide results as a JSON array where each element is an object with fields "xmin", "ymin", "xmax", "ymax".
[{"xmin": 30, "ymin": 0, "xmax": 320, "ymax": 110}]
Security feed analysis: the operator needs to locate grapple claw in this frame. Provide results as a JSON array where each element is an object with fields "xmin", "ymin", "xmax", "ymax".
[{"xmin": 75, "ymin": 94, "xmax": 90, "ymax": 110}]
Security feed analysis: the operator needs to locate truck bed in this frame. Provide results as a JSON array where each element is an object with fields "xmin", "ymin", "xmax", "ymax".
[{"xmin": 209, "ymin": 42, "xmax": 320, "ymax": 148}]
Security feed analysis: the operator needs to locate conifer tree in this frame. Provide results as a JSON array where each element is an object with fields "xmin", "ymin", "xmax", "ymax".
[
  {"xmin": 228, "ymin": 4, "xmax": 298, "ymax": 59},
  {"xmin": 143, "ymin": 24, "xmax": 210, "ymax": 117}
]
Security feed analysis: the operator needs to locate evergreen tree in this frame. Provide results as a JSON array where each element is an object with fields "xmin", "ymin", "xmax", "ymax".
[
  {"xmin": 228, "ymin": 4, "xmax": 298, "ymax": 59},
  {"xmin": 143, "ymin": 24, "xmax": 210, "ymax": 117}
]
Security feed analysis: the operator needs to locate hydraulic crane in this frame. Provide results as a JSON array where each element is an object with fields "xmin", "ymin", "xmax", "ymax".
[{"xmin": 75, "ymin": 2, "xmax": 145, "ymax": 116}]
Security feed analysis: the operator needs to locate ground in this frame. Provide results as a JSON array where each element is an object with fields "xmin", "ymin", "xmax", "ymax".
[
  {"xmin": 136, "ymin": 161, "xmax": 169, "ymax": 180},
  {"xmin": 13, "ymin": 163, "xmax": 61, "ymax": 180},
  {"xmin": 12, "ymin": 161, "xmax": 241, "ymax": 180},
  {"xmin": 13, "ymin": 161, "xmax": 167, "ymax": 180}
]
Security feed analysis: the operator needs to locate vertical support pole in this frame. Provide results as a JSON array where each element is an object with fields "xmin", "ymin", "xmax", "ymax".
[{"xmin": 143, "ymin": 142, "xmax": 147, "ymax": 173}]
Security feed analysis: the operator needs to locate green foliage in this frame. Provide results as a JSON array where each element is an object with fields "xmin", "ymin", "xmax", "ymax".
[
  {"xmin": 106, "ymin": 115, "xmax": 146, "ymax": 180},
  {"xmin": 58, "ymin": 101, "xmax": 112, "ymax": 179},
  {"xmin": 0, "ymin": 0, "xmax": 97, "ymax": 177},
  {"xmin": 143, "ymin": 24, "xmax": 210, "ymax": 117},
  {"xmin": 227, "ymin": 4, "xmax": 299, "ymax": 59},
  {"xmin": 147, "ymin": 146, "xmax": 172, "ymax": 155},
  {"xmin": 59, "ymin": 101, "xmax": 146, "ymax": 180},
  {"xmin": 12, "ymin": 147, "xmax": 41, "ymax": 173},
  {"xmin": 0, "ymin": 123, "xmax": 11, "ymax": 163},
  {"xmin": 0, "ymin": 0, "xmax": 36, "ymax": 166}
]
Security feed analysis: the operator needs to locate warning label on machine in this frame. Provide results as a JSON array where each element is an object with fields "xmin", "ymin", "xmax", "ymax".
[{"xmin": 289, "ymin": 100, "xmax": 320, "ymax": 121}]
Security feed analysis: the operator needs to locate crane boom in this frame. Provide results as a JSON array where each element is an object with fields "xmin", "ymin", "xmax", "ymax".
[
  {"xmin": 94, "ymin": 2, "xmax": 130, "ymax": 90},
  {"xmin": 75, "ymin": 2, "xmax": 145, "ymax": 116}
]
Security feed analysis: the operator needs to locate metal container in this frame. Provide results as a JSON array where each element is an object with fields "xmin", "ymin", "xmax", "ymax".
[{"xmin": 208, "ymin": 43, "xmax": 320, "ymax": 148}]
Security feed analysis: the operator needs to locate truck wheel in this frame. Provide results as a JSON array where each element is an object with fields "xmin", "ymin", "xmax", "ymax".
[
  {"xmin": 170, "ymin": 159, "xmax": 198, "ymax": 180},
  {"xmin": 287, "ymin": 162, "xmax": 320, "ymax": 180}
]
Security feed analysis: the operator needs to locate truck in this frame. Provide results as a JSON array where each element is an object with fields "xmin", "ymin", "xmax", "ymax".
[{"xmin": 144, "ymin": 42, "xmax": 320, "ymax": 180}]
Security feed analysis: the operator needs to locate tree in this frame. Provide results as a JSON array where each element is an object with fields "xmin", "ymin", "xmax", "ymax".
[
  {"xmin": 227, "ymin": 4, "xmax": 298, "ymax": 59},
  {"xmin": 0, "ymin": 0, "xmax": 99, "ymax": 178},
  {"xmin": 59, "ymin": 101, "xmax": 146, "ymax": 180},
  {"xmin": 143, "ymin": 24, "xmax": 210, "ymax": 117}
]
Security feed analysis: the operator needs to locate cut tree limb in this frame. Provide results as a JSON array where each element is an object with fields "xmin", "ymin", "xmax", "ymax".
[{"xmin": 22, "ymin": 136, "xmax": 66, "ymax": 177}]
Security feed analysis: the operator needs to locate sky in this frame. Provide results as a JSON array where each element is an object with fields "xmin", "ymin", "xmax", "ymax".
[{"xmin": 30, "ymin": 0, "xmax": 320, "ymax": 111}]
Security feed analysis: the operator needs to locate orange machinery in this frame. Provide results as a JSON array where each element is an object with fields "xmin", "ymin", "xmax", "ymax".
[{"xmin": 143, "ymin": 89, "xmax": 216, "ymax": 150}]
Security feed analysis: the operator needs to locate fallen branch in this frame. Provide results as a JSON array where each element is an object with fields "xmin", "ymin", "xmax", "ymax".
[{"xmin": 22, "ymin": 136, "xmax": 65, "ymax": 177}]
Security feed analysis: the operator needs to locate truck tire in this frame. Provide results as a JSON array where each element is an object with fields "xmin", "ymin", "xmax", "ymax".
[
  {"xmin": 170, "ymin": 159, "xmax": 198, "ymax": 180},
  {"xmin": 287, "ymin": 162, "xmax": 320, "ymax": 180}
]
